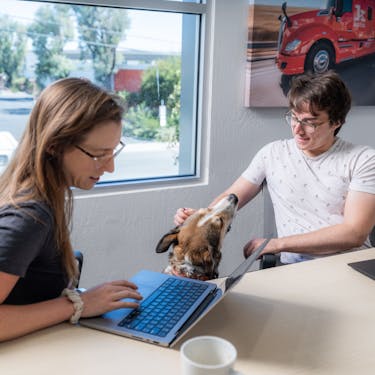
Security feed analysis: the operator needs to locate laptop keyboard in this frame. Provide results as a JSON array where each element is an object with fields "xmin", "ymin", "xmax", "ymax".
[{"xmin": 118, "ymin": 277, "xmax": 209, "ymax": 337}]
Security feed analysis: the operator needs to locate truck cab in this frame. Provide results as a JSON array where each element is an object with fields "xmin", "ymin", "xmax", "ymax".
[{"xmin": 276, "ymin": 0, "xmax": 375, "ymax": 75}]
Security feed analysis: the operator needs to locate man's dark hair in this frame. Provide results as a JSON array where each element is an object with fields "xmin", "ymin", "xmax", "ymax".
[{"xmin": 288, "ymin": 70, "xmax": 352, "ymax": 135}]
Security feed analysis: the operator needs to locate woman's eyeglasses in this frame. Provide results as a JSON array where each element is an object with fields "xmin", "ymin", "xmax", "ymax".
[{"xmin": 75, "ymin": 138, "xmax": 126, "ymax": 167}]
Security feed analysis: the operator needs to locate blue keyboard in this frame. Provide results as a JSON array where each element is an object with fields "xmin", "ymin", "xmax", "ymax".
[{"xmin": 118, "ymin": 277, "xmax": 209, "ymax": 337}]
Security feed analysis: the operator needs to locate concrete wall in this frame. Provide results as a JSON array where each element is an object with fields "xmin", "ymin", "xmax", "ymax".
[{"xmin": 72, "ymin": 0, "xmax": 375, "ymax": 288}]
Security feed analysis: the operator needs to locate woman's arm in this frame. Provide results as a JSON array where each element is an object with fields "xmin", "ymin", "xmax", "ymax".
[{"xmin": 0, "ymin": 272, "xmax": 142, "ymax": 342}]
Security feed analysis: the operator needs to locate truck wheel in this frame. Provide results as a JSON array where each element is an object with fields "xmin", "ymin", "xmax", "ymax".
[{"xmin": 304, "ymin": 42, "xmax": 334, "ymax": 74}]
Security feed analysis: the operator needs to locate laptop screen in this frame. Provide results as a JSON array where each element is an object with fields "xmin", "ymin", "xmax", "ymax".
[{"xmin": 223, "ymin": 238, "xmax": 270, "ymax": 292}]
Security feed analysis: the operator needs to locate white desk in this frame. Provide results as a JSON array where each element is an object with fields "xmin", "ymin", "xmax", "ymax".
[{"xmin": 1, "ymin": 248, "xmax": 375, "ymax": 375}]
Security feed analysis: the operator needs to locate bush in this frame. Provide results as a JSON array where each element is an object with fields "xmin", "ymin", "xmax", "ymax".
[
  {"xmin": 11, "ymin": 77, "xmax": 34, "ymax": 94},
  {"xmin": 123, "ymin": 103, "xmax": 159, "ymax": 140}
]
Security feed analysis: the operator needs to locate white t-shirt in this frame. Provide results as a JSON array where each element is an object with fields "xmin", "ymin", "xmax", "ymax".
[{"xmin": 242, "ymin": 137, "xmax": 375, "ymax": 264}]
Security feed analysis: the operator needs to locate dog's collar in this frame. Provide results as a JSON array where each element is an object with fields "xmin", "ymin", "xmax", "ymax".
[{"xmin": 171, "ymin": 268, "xmax": 211, "ymax": 281}]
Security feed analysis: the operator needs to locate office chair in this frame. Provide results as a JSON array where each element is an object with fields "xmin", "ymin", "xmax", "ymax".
[
  {"xmin": 259, "ymin": 183, "xmax": 278, "ymax": 269},
  {"xmin": 260, "ymin": 253, "xmax": 278, "ymax": 269},
  {"xmin": 370, "ymin": 226, "xmax": 375, "ymax": 247},
  {"xmin": 74, "ymin": 250, "xmax": 84, "ymax": 287}
]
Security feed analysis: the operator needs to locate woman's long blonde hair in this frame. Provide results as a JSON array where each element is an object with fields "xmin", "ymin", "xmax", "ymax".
[{"xmin": 0, "ymin": 78, "xmax": 124, "ymax": 282}]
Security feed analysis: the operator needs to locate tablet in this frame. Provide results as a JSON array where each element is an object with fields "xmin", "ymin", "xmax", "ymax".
[{"xmin": 348, "ymin": 259, "xmax": 375, "ymax": 281}]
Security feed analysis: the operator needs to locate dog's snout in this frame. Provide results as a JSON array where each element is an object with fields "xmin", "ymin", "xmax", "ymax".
[{"xmin": 228, "ymin": 194, "xmax": 238, "ymax": 204}]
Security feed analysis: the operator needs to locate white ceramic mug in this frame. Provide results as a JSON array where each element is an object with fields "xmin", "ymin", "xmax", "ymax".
[{"xmin": 180, "ymin": 336, "xmax": 241, "ymax": 375}]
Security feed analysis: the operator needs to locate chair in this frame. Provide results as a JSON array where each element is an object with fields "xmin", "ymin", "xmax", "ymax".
[
  {"xmin": 260, "ymin": 183, "xmax": 278, "ymax": 269},
  {"xmin": 370, "ymin": 226, "xmax": 375, "ymax": 247},
  {"xmin": 260, "ymin": 253, "xmax": 278, "ymax": 269},
  {"xmin": 74, "ymin": 250, "xmax": 84, "ymax": 287}
]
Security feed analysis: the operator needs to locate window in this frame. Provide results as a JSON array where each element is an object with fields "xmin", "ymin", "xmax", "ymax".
[{"xmin": 0, "ymin": 0, "xmax": 205, "ymax": 184}]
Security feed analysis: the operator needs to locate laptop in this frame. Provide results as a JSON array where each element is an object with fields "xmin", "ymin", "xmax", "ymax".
[
  {"xmin": 348, "ymin": 258, "xmax": 375, "ymax": 281},
  {"xmin": 80, "ymin": 239, "xmax": 270, "ymax": 347}
]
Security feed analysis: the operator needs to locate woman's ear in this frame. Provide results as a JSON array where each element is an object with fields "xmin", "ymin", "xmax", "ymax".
[
  {"xmin": 46, "ymin": 146, "xmax": 56, "ymax": 159},
  {"xmin": 46, "ymin": 145, "xmax": 56, "ymax": 157}
]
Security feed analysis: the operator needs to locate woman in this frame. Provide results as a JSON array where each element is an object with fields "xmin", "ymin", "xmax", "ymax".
[{"xmin": 0, "ymin": 78, "xmax": 142, "ymax": 342}]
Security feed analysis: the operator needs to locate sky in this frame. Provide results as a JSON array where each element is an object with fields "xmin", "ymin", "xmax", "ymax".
[{"xmin": 0, "ymin": 0, "xmax": 182, "ymax": 53}]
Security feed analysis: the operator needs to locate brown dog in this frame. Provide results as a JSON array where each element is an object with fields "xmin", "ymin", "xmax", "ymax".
[{"xmin": 155, "ymin": 194, "xmax": 238, "ymax": 280}]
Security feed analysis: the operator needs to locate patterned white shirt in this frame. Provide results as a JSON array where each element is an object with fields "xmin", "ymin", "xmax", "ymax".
[{"xmin": 242, "ymin": 137, "xmax": 375, "ymax": 264}]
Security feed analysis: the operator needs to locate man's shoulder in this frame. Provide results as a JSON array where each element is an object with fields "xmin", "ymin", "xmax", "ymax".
[
  {"xmin": 261, "ymin": 139, "xmax": 294, "ymax": 152},
  {"xmin": 336, "ymin": 138, "xmax": 375, "ymax": 155}
]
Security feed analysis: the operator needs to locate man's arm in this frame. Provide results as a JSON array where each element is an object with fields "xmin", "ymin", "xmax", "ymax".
[
  {"xmin": 246, "ymin": 190, "xmax": 375, "ymax": 257},
  {"xmin": 209, "ymin": 176, "xmax": 262, "ymax": 209},
  {"xmin": 174, "ymin": 177, "xmax": 262, "ymax": 226}
]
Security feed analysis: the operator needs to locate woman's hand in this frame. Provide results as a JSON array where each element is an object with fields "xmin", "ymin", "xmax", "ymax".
[
  {"xmin": 80, "ymin": 280, "xmax": 142, "ymax": 318},
  {"xmin": 174, "ymin": 207, "xmax": 196, "ymax": 226}
]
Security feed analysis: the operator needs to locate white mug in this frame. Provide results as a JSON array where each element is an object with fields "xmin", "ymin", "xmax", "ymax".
[{"xmin": 180, "ymin": 336, "xmax": 241, "ymax": 375}]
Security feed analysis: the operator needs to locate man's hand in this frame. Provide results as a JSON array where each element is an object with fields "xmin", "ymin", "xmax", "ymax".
[
  {"xmin": 243, "ymin": 238, "xmax": 273, "ymax": 258},
  {"xmin": 174, "ymin": 207, "xmax": 196, "ymax": 226}
]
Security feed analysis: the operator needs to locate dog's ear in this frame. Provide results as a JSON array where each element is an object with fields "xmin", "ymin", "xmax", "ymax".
[
  {"xmin": 207, "ymin": 230, "xmax": 220, "ymax": 250},
  {"xmin": 155, "ymin": 227, "xmax": 180, "ymax": 253}
]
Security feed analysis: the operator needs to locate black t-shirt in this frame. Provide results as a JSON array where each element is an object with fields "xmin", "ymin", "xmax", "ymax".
[{"xmin": 0, "ymin": 201, "xmax": 69, "ymax": 304}]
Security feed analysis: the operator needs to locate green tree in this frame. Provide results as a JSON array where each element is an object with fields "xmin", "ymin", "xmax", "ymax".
[
  {"xmin": 123, "ymin": 102, "xmax": 159, "ymax": 140},
  {"xmin": 138, "ymin": 57, "xmax": 180, "ymax": 117},
  {"xmin": 0, "ymin": 16, "xmax": 27, "ymax": 89},
  {"xmin": 124, "ymin": 57, "xmax": 181, "ymax": 141},
  {"xmin": 73, "ymin": 6, "xmax": 129, "ymax": 89},
  {"xmin": 28, "ymin": 4, "xmax": 74, "ymax": 89}
]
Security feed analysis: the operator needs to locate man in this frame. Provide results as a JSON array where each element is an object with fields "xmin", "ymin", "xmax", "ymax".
[{"xmin": 175, "ymin": 71, "xmax": 375, "ymax": 264}]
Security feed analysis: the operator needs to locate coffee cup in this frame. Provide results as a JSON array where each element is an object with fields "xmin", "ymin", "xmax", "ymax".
[{"xmin": 180, "ymin": 335, "xmax": 241, "ymax": 375}]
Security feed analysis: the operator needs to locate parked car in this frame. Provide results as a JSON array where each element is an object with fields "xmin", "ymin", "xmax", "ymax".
[{"xmin": 0, "ymin": 131, "xmax": 18, "ymax": 174}]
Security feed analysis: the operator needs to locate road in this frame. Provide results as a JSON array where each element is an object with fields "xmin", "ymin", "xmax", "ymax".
[
  {"xmin": 0, "ymin": 96, "xmax": 179, "ymax": 182},
  {"xmin": 245, "ymin": 58, "xmax": 288, "ymax": 107},
  {"xmin": 245, "ymin": 52, "xmax": 375, "ymax": 107},
  {"xmin": 0, "ymin": 95, "xmax": 34, "ymax": 140},
  {"xmin": 101, "ymin": 141, "xmax": 179, "ymax": 182}
]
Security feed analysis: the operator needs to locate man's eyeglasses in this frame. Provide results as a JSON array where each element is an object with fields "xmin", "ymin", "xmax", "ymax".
[
  {"xmin": 285, "ymin": 111, "xmax": 326, "ymax": 133},
  {"xmin": 75, "ymin": 138, "xmax": 126, "ymax": 167}
]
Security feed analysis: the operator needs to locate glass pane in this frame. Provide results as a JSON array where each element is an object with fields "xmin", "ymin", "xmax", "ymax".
[{"xmin": 0, "ymin": 0, "xmax": 201, "ymax": 183}]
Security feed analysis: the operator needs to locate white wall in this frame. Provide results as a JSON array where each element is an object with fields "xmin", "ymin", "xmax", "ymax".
[{"xmin": 72, "ymin": 0, "xmax": 375, "ymax": 288}]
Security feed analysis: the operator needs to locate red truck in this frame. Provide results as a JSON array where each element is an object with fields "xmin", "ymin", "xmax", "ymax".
[{"xmin": 276, "ymin": 0, "xmax": 375, "ymax": 75}]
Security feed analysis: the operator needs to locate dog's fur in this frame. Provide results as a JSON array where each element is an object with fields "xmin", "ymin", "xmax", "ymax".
[{"xmin": 155, "ymin": 194, "xmax": 238, "ymax": 280}]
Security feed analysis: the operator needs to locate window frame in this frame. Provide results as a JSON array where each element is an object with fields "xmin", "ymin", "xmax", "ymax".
[{"xmin": 20, "ymin": 0, "xmax": 207, "ymax": 192}]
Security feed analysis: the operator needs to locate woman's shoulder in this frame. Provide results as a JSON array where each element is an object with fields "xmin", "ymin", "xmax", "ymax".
[{"xmin": 0, "ymin": 200, "xmax": 53, "ymax": 226}]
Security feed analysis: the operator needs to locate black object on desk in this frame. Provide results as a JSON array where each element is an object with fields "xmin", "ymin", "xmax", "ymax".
[{"xmin": 348, "ymin": 258, "xmax": 375, "ymax": 280}]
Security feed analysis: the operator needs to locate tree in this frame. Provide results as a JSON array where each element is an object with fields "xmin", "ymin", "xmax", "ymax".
[
  {"xmin": 124, "ymin": 57, "xmax": 181, "ymax": 141},
  {"xmin": 139, "ymin": 57, "xmax": 181, "ymax": 117},
  {"xmin": 0, "ymin": 16, "xmax": 27, "ymax": 89},
  {"xmin": 73, "ymin": 6, "xmax": 130, "ymax": 89},
  {"xmin": 28, "ymin": 4, "xmax": 74, "ymax": 89}
]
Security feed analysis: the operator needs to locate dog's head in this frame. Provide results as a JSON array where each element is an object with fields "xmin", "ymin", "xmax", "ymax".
[{"xmin": 156, "ymin": 194, "xmax": 238, "ymax": 280}]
